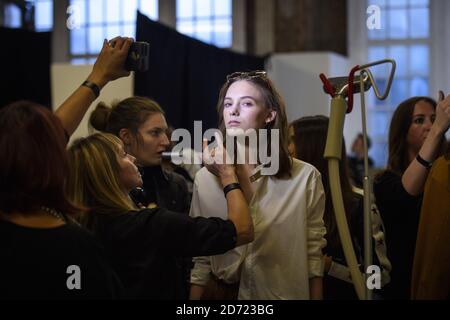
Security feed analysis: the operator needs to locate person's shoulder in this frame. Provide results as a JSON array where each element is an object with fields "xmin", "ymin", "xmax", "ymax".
[
  {"xmin": 124, "ymin": 208, "xmax": 162, "ymax": 222},
  {"xmin": 290, "ymin": 158, "xmax": 321, "ymax": 179},
  {"xmin": 94, "ymin": 210, "xmax": 159, "ymax": 229},
  {"xmin": 101, "ymin": 209, "xmax": 167, "ymax": 239},
  {"xmin": 63, "ymin": 222, "xmax": 102, "ymax": 241},
  {"xmin": 47, "ymin": 222, "xmax": 109, "ymax": 255},
  {"xmin": 433, "ymin": 155, "xmax": 450, "ymax": 168},
  {"xmin": 269, "ymin": 158, "xmax": 321, "ymax": 188},
  {"xmin": 374, "ymin": 170, "xmax": 399, "ymax": 185},
  {"xmin": 136, "ymin": 207, "xmax": 193, "ymax": 227}
]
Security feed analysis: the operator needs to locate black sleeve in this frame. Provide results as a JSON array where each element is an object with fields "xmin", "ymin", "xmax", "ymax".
[{"xmin": 135, "ymin": 209, "xmax": 237, "ymax": 257}]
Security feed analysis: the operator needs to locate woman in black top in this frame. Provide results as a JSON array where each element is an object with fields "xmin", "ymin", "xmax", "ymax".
[
  {"xmin": 0, "ymin": 37, "xmax": 132, "ymax": 299},
  {"xmin": 67, "ymin": 133, "xmax": 253, "ymax": 299},
  {"xmin": 0, "ymin": 104, "xmax": 122, "ymax": 299},
  {"xmin": 374, "ymin": 94, "xmax": 450, "ymax": 299}
]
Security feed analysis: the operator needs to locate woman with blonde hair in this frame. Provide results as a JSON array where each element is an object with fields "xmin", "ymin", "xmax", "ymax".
[
  {"xmin": 89, "ymin": 96, "xmax": 190, "ymax": 213},
  {"xmin": 67, "ymin": 133, "xmax": 254, "ymax": 299}
]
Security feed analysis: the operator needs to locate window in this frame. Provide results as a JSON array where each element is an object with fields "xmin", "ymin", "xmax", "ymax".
[
  {"xmin": 3, "ymin": 0, "xmax": 52, "ymax": 31},
  {"xmin": 34, "ymin": 0, "xmax": 53, "ymax": 31},
  {"xmin": 69, "ymin": 0, "xmax": 158, "ymax": 64},
  {"xmin": 366, "ymin": 0, "xmax": 430, "ymax": 167},
  {"xmin": 4, "ymin": 3, "xmax": 22, "ymax": 28},
  {"xmin": 176, "ymin": 0, "xmax": 232, "ymax": 48}
]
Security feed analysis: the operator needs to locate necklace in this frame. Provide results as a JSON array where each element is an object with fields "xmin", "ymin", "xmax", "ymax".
[{"xmin": 41, "ymin": 206, "xmax": 66, "ymax": 221}]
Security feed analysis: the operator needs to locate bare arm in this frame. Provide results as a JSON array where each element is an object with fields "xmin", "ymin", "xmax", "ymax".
[
  {"xmin": 203, "ymin": 139, "xmax": 254, "ymax": 247},
  {"xmin": 189, "ymin": 171, "xmax": 251, "ymax": 300},
  {"xmin": 219, "ymin": 167, "xmax": 254, "ymax": 246},
  {"xmin": 54, "ymin": 37, "xmax": 132, "ymax": 137},
  {"xmin": 402, "ymin": 93, "xmax": 450, "ymax": 195}
]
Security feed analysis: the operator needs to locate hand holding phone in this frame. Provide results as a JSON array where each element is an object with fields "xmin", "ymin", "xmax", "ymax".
[
  {"xmin": 109, "ymin": 39, "xmax": 150, "ymax": 72},
  {"xmin": 125, "ymin": 41, "xmax": 150, "ymax": 72}
]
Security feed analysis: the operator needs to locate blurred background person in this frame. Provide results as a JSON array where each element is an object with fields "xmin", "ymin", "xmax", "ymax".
[{"xmin": 348, "ymin": 133, "xmax": 375, "ymax": 188}]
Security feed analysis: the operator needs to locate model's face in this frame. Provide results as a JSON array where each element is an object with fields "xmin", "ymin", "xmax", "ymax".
[
  {"xmin": 223, "ymin": 80, "xmax": 275, "ymax": 135},
  {"xmin": 407, "ymin": 100, "xmax": 435, "ymax": 155},
  {"xmin": 128, "ymin": 113, "xmax": 170, "ymax": 166},
  {"xmin": 116, "ymin": 144, "xmax": 143, "ymax": 192}
]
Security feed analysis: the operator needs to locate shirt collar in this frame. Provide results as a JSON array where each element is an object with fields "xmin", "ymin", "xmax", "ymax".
[{"xmin": 249, "ymin": 162, "xmax": 271, "ymax": 182}]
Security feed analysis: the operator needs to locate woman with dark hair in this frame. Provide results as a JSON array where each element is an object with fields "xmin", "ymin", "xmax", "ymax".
[
  {"xmin": 189, "ymin": 71, "xmax": 327, "ymax": 300},
  {"xmin": 66, "ymin": 133, "xmax": 253, "ymax": 299},
  {"xmin": 0, "ymin": 37, "xmax": 133, "ymax": 299},
  {"xmin": 347, "ymin": 133, "xmax": 375, "ymax": 188},
  {"xmin": 288, "ymin": 115, "xmax": 390, "ymax": 299},
  {"xmin": 374, "ymin": 94, "xmax": 450, "ymax": 299}
]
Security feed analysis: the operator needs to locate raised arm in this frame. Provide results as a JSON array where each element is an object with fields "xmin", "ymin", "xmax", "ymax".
[
  {"xmin": 189, "ymin": 140, "xmax": 254, "ymax": 300},
  {"xmin": 402, "ymin": 92, "xmax": 450, "ymax": 195},
  {"xmin": 55, "ymin": 37, "xmax": 133, "ymax": 137},
  {"xmin": 203, "ymin": 138, "xmax": 254, "ymax": 246}
]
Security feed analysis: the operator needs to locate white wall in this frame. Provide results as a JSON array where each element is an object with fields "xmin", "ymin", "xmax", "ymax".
[
  {"xmin": 267, "ymin": 52, "xmax": 364, "ymax": 152},
  {"xmin": 51, "ymin": 64, "xmax": 134, "ymax": 145}
]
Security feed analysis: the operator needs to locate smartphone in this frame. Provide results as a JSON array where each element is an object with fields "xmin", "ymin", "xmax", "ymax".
[{"xmin": 125, "ymin": 41, "xmax": 150, "ymax": 72}]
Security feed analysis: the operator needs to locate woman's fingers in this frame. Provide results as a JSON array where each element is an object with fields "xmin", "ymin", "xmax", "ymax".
[{"xmin": 202, "ymin": 139, "xmax": 213, "ymax": 165}]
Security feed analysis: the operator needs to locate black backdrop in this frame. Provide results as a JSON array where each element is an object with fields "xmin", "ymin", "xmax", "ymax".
[
  {"xmin": 134, "ymin": 12, "xmax": 265, "ymax": 133},
  {"xmin": 0, "ymin": 27, "xmax": 52, "ymax": 109}
]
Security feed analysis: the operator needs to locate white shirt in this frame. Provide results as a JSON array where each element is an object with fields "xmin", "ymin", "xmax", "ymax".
[{"xmin": 190, "ymin": 158, "xmax": 327, "ymax": 299}]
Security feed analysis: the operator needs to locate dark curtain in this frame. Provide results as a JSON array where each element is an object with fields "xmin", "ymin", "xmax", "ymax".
[
  {"xmin": 134, "ymin": 12, "xmax": 265, "ymax": 133},
  {"xmin": 0, "ymin": 27, "xmax": 52, "ymax": 109}
]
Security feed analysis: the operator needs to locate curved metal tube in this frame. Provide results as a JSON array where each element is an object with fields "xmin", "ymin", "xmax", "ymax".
[
  {"xmin": 324, "ymin": 96, "xmax": 366, "ymax": 300},
  {"xmin": 360, "ymin": 59, "xmax": 396, "ymax": 100},
  {"xmin": 323, "ymin": 59, "xmax": 396, "ymax": 300}
]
